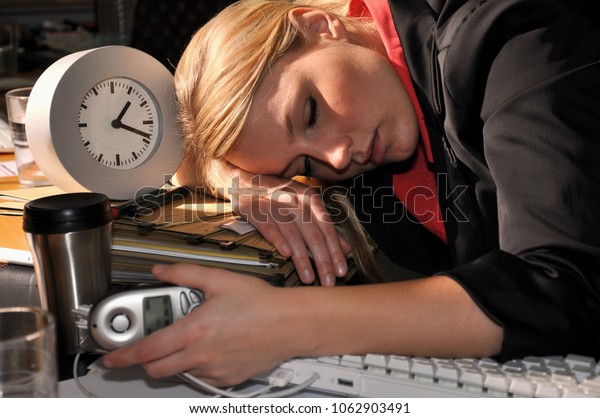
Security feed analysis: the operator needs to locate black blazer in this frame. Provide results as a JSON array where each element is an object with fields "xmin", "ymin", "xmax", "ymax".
[{"xmin": 348, "ymin": 0, "xmax": 600, "ymax": 360}]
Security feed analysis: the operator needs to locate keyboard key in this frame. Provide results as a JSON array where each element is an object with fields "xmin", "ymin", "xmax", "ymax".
[
  {"xmin": 317, "ymin": 356, "xmax": 340, "ymax": 365},
  {"xmin": 483, "ymin": 370, "xmax": 510, "ymax": 396},
  {"xmin": 580, "ymin": 375, "xmax": 600, "ymax": 394},
  {"xmin": 340, "ymin": 355, "xmax": 365, "ymax": 369},
  {"xmin": 535, "ymin": 380, "xmax": 563, "ymax": 398},
  {"xmin": 363, "ymin": 353, "xmax": 388, "ymax": 374},
  {"xmin": 459, "ymin": 366, "xmax": 485, "ymax": 391},
  {"xmin": 522, "ymin": 356, "xmax": 546, "ymax": 369},
  {"xmin": 551, "ymin": 371, "xmax": 577, "ymax": 387},
  {"xmin": 508, "ymin": 376, "xmax": 535, "ymax": 397},
  {"xmin": 565, "ymin": 354, "xmax": 596, "ymax": 370},
  {"xmin": 503, "ymin": 360, "xmax": 526, "ymax": 374},
  {"xmin": 571, "ymin": 365, "xmax": 595, "ymax": 383},
  {"xmin": 410, "ymin": 359, "xmax": 436, "ymax": 382},
  {"xmin": 435, "ymin": 364, "xmax": 460, "ymax": 387},
  {"xmin": 546, "ymin": 359, "xmax": 570, "ymax": 374},
  {"xmin": 387, "ymin": 355, "xmax": 411, "ymax": 378},
  {"xmin": 562, "ymin": 387, "xmax": 597, "ymax": 398}
]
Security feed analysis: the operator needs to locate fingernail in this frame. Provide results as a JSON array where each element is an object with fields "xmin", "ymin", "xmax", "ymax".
[
  {"xmin": 102, "ymin": 357, "xmax": 114, "ymax": 368},
  {"xmin": 335, "ymin": 262, "xmax": 347, "ymax": 277},
  {"xmin": 302, "ymin": 268, "xmax": 314, "ymax": 283},
  {"xmin": 323, "ymin": 274, "xmax": 336, "ymax": 287}
]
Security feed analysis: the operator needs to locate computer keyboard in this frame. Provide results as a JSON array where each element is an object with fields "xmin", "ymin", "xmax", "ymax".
[{"xmin": 257, "ymin": 353, "xmax": 600, "ymax": 397}]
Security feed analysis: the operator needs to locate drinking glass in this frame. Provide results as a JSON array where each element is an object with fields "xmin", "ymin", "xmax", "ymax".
[
  {"xmin": 0, "ymin": 307, "xmax": 58, "ymax": 397},
  {"xmin": 5, "ymin": 87, "xmax": 51, "ymax": 187}
]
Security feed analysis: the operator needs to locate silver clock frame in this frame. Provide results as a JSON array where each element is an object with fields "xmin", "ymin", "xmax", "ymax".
[{"xmin": 27, "ymin": 46, "xmax": 182, "ymax": 200}]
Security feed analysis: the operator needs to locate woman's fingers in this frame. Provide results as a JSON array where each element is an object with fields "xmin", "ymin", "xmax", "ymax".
[{"xmin": 232, "ymin": 175, "xmax": 350, "ymax": 285}]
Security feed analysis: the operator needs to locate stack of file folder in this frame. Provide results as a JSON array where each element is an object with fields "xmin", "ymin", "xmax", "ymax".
[{"xmin": 110, "ymin": 188, "xmax": 356, "ymax": 287}]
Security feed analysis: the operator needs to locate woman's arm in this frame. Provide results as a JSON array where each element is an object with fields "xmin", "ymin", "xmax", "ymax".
[{"xmin": 102, "ymin": 263, "xmax": 503, "ymax": 387}]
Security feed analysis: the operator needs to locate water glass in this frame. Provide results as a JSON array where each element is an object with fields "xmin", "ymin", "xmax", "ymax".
[
  {"xmin": 0, "ymin": 307, "xmax": 58, "ymax": 397},
  {"xmin": 5, "ymin": 87, "xmax": 51, "ymax": 188}
]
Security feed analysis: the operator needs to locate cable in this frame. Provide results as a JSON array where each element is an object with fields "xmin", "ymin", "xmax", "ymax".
[
  {"xmin": 72, "ymin": 346, "xmax": 319, "ymax": 398},
  {"xmin": 179, "ymin": 372, "xmax": 275, "ymax": 398},
  {"xmin": 73, "ymin": 351, "xmax": 98, "ymax": 398},
  {"xmin": 179, "ymin": 370, "xmax": 320, "ymax": 398},
  {"xmin": 258, "ymin": 373, "xmax": 320, "ymax": 398}
]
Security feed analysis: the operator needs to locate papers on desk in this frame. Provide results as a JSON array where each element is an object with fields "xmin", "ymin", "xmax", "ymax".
[
  {"xmin": 0, "ymin": 159, "xmax": 17, "ymax": 176},
  {"xmin": 0, "ymin": 117, "xmax": 13, "ymax": 152},
  {"xmin": 0, "ymin": 185, "xmax": 64, "ymax": 204},
  {"xmin": 0, "ymin": 186, "xmax": 64, "ymax": 215}
]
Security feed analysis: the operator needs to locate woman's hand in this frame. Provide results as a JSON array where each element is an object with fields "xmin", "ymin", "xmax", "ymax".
[
  {"xmin": 102, "ymin": 264, "xmax": 299, "ymax": 387},
  {"xmin": 230, "ymin": 171, "xmax": 351, "ymax": 286}
]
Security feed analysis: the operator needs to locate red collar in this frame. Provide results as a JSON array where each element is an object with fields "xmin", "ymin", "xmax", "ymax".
[{"xmin": 348, "ymin": 0, "xmax": 433, "ymax": 163}]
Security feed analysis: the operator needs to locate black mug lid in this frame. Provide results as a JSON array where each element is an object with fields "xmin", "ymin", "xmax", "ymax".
[{"xmin": 23, "ymin": 193, "xmax": 113, "ymax": 234}]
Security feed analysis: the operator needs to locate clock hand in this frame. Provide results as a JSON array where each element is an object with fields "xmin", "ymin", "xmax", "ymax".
[
  {"xmin": 111, "ymin": 101, "xmax": 151, "ymax": 138},
  {"xmin": 113, "ymin": 121, "xmax": 151, "ymax": 138},
  {"xmin": 115, "ymin": 101, "xmax": 131, "ymax": 122}
]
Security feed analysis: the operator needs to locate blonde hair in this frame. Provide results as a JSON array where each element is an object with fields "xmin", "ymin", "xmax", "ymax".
[{"xmin": 175, "ymin": 0, "xmax": 382, "ymax": 280}]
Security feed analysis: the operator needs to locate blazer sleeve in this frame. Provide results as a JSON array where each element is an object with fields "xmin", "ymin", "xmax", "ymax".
[{"xmin": 438, "ymin": 1, "xmax": 600, "ymax": 360}]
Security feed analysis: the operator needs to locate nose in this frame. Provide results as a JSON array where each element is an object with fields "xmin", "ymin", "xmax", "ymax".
[{"xmin": 316, "ymin": 135, "xmax": 352, "ymax": 171}]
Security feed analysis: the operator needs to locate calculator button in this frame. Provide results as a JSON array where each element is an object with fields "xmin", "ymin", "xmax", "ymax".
[
  {"xmin": 189, "ymin": 290, "xmax": 203, "ymax": 304},
  {"xmin": 110, "ymin": 313, "xmax": 131, "ymax": 333},
  {"xmin": 180, "ymin": 292, "xmax": 190, "ymax": 314}
]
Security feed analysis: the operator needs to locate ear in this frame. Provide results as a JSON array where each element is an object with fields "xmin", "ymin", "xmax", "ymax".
[{"xmin": 288, "ymin": 7, "xmax": 349, "ymax": 42}]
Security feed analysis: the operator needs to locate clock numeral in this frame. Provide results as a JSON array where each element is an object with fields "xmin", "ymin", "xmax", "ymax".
[
  {"xmin": 110, "ymin": 82, "xmax": 115, "ymax": 94},
  {"xmin": 116, "ymin": 154, "xmax": 121, "ymax": 166},
  {"xmin": 142, "ymin": 138, "xmax": 151, "ymax": 145},
  {"xmin": 127, "ymin": 86, "xmax": 133, "ymax": 95},
  {"xmin": 81, "ymin": 104, "xmax": 88, "ymax": 110},
  {"xmin": 79, "ymin": 123, "xmax": 87, "ymax": 128},
  {"xmin": 132, "ymin": 152, "xmax": 138, "ymax": 160},
  {"xmin": 143, "ymin": 120, "xmax": 153, "ymax": 125},
  {"xmin": 97, "ymin": 153, "xmax": 104, "ymax": 163},
  {"xmin": 92, "ymin": 87, "xmax": 98, "ymax": 96},
  {"xmin": 139, "ymin": 100, "xmax": 147, "ymax": 108}
]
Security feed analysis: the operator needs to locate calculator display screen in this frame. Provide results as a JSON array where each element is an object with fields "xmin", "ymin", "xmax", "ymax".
[{"xmin": 143, "ymin": 295, "xmax": 173, "ymax": 336}]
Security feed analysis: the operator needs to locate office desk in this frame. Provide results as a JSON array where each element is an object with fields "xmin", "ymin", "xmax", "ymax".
[
  {"xmin": 0, "ymin": 152, "xmax": 41, "ymax": 308},
  {"xmin": 0, "ymin": 153, "xmax": 26, "ymax": 247}
]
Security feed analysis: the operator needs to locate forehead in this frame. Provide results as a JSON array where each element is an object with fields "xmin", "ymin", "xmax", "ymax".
[
  {"xmin": 226, "ymin": 54, "xmax": 298, "ymax": 175},
  {"xmin": 228, "ymin": 44, "xmax": 345, "ymax": 175}
]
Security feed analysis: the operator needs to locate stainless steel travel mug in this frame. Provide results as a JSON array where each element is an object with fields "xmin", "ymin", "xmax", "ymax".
[{"xmin": 23, "ymin": 193, "xmax": 113, "ymax": 354}]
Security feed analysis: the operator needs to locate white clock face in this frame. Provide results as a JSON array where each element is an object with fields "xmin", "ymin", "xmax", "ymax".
[{"xmin": 78, "ymin": 77, "xmax": 160, "ymax": 169}]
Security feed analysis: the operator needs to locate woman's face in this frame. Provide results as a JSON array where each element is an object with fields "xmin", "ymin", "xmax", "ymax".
[{"xmin": 227, "ymin": 32, "xmax": 420, "ymax": 181}]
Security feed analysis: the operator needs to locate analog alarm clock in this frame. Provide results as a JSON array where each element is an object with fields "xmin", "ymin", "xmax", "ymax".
[{"xmin": 26, "ymin": 46, "xmax": 183, "ymax": 200}]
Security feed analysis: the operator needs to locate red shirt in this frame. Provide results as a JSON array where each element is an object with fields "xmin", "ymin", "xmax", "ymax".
[{"xmin": 349, "ymin": 0, "xmax": 447, "ymax": 243}]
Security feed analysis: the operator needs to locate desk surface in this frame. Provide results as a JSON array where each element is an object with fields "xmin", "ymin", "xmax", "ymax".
[
  {"xmin": 0, "ymin": 152, "xmax": 29, "ymax": 253},
  {"xmin": 0, "ymin": 152, "xmax": 39, "ymax": 308}
]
